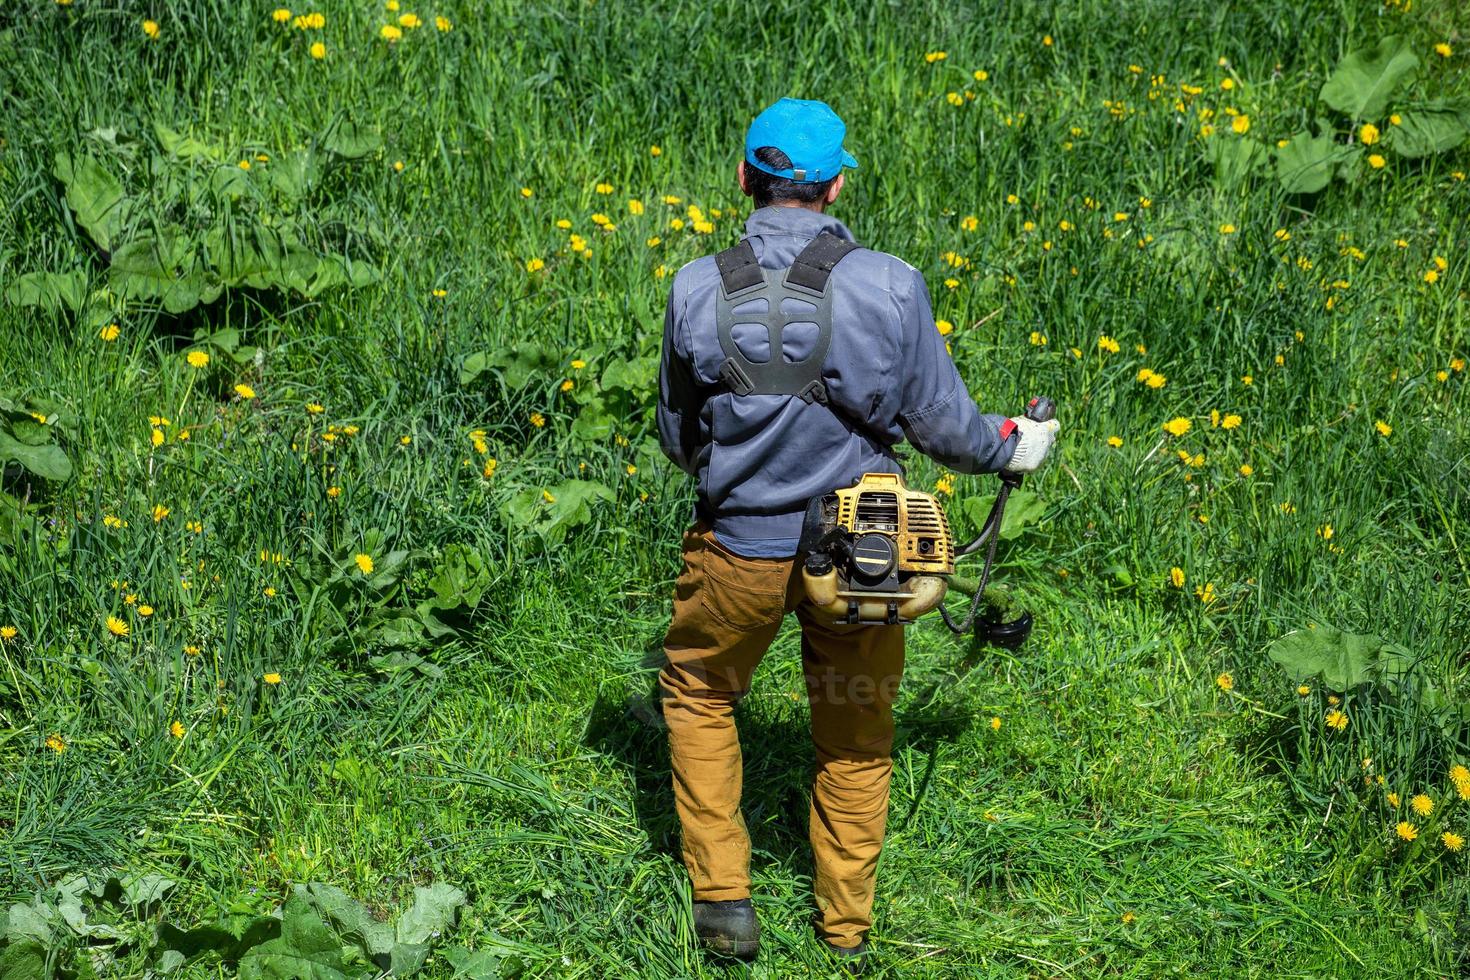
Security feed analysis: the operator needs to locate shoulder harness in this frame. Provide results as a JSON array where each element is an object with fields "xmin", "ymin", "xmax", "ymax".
[{"xmin": 712, "ymin": 231, "xmax": 861, "ymax": 405}]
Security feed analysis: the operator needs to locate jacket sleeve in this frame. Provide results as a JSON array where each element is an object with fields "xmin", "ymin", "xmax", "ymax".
[
  {"xmin": 656, "ymin": 277, "xmax": 703, "ymax": 476},
  {"xmin": 893, "ymin": 265, "xmax": 1016, "ymax": 475}
]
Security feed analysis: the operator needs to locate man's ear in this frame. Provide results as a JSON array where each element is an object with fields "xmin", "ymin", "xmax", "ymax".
[
  {"xmin": 826, "ymin": 173, "xmax": 845, "ymax": 206},
  {"xmin": 737, "ymin": 160, "xmax": 752, "ymax": 197}
]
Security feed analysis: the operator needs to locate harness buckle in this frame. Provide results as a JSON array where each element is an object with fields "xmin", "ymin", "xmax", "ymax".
[{"xmin": 718, "ymin": 357, "xmax": 756, "ymax": 396}]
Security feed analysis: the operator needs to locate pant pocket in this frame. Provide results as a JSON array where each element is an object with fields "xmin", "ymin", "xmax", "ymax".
[{"xmin": 700, "ymin": 541, "xmax": 788, "ymax": 631}]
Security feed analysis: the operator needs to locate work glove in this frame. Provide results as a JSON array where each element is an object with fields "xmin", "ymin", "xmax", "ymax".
[{"xmin": 1001, "ymin": 415, "xmax": 1060, "ymax": 473}]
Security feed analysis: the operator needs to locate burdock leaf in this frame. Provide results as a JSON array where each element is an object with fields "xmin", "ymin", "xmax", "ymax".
[{"xmin": 1319, "ymin": 35, "xmax": 1420, "ymax": 120}]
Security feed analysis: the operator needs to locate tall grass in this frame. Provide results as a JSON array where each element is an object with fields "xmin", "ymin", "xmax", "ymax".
[{"xmin": 1, "ymin": 0, "xmax": 1468, "ymax": 974}]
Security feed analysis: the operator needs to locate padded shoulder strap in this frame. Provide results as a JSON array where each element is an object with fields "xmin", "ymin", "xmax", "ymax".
[
  {"xmin": 714, "ymin": 239, "xmax": 763, "ymax": 296},
  {"xmin": 784, "ymin": 232, "xmax": 861, "ymax": 293}
]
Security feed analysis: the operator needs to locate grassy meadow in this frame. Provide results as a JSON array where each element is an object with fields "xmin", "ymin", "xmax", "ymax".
[{"xmin": 2, "ymin": 0, "xmax": 1469, "ymax": 975}]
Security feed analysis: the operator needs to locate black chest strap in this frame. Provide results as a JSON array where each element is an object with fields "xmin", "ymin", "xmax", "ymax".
[{"xmin": 712, "ymin": 231, "xmax": 861, "ymax": 404}]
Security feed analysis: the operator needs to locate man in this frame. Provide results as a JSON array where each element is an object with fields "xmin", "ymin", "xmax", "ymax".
[{"xmin": 655, "ymin": 97, "xmax": 1060, "ymax": 971}]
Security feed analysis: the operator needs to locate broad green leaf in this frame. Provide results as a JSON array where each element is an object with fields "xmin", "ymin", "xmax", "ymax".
[
  {"xmin": 569, "ymin": 405, "xmax": 616, "ymax": 444},
  {"xmin": 599, "ymin": 355, "xmax": 658, "ymax": 395},
  {"xmin": 442, "ymin": 947, "xmax": 501, "ymax": 979},
  {"xmin": 1319, "ymin": 35, "xmax": 1419, "ymax": 120},
  {"xmin": 110, "ymin": 233, "xmax": 208, "ymax": 313},
  {"xmin": 493, "ymin": 344, "xmax": 557, "ymax": 390},
  {"xmin": 959, "ymin": 488, "xmax": 1043, "ymax": 542},
  {"xmin": 395, "ymin": 883, "xmax": 466, "ymax": 946},
  {"xmin": 4, "ymin": 270, "xmax": 88, "ymax": 312},
  {"xmin": 53, "ymin": 152, "xmax": 128, "ymax": 251},
  {"xmin": 293, "ymin": 883, "xmax": 393, "ymax": 963},
  {"xmin": 1388, "ymin": 108, "xmax": 1470, "ymax": 158},
  {"xmin": 1274, "ymin": 130, "xmax": 1356, "ymax": 194},
  {"xmin": 500, "ymin": 480, "xmax": 614, "ymax": 545},
  {"xmin": 1266, "ymin": 623, "xmax": 1401, "ymax": 691},
  {"xmin": 1204, "ymin": 136, "xmax": 1269, "ymax": 188},
  {"xmin": 369, "ymin": 649, "xmax": 443, "ymax": 676},
  {"xmin": 210, "ymin": 163, "xmax": 251, "ymax": 199},
  {"xmin": 0, "ymin": 430, "xmax": 72, "ymax": 481},
  {"xmin": 7, "ymin": 420, "xmax": 54, "ymax": 447},
  {"xmin": 121, "ymin": 872, "xmax": 175, "ymax": 908},
  {"xmin": 237, "ymin": 895, "xmax": 368, "ymax": 980},
  {"xmin": 367, "ymin": 613, "xmax": 426, "ymax": 650},
  {"xmin": 323, "ymin": 120, "xmax": 383, "ymax": 159},
  {"xmin": 422, "ymin": 544, "xmax": 490, "ymax": 612},
  {"xmin": 156, "ymin": 915, "xmax": 281, "ymax": 965},
  {"xmin": 0, "ymin": 939, "xmax": 48, "ymax": 980},
  {"xmin": 55, "ymin": 875, "xmax": 125, "ymax": 940},
  {"xmin": 459, "ymin": 352, "xmax": 491, "ymax": 385},
  {"xmin": 391, "ymin": 884, "xmax": 466, "ymax": 975},
  {"xmin": 153, "ymin": 121, "xmax": 224, "ymax": 161},
  {"xmin": 269, "ymin": 149, "xmax": 322, "ymax": 199}
]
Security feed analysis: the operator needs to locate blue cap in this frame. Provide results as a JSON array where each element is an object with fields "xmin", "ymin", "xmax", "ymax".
[{"xmin": 744, "ymin": 98, "xmax": 859, "ymax": 183}]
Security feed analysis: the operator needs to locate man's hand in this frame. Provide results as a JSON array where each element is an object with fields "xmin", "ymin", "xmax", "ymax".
[{"xmin": 1001, "ymin": 416, "xmax": 1061, "ymax": 473}]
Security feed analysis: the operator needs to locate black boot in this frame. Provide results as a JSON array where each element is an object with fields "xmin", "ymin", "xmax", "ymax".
[
  {"xmin": 823, "ymin": 938, "xmax": 870, "ymax": 975},
  {"xmin": 693, "ymin": 898, "xmax": 760, "ymax": 960}
]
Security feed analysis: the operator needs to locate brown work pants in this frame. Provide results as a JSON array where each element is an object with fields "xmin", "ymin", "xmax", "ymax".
[{"xmin": 659, "ymin": 520, "xmax": 904, "ymax": 949}]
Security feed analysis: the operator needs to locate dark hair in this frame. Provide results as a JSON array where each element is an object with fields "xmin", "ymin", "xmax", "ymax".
[{"xmin": 744, "ymin": 146, "xmax": 838, "ymax": 209}]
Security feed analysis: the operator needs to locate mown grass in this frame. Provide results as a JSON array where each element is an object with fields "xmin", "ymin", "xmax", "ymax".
[{"xmin": 2, "ymin": 0, "xmax": 1469, "ymax": 975}]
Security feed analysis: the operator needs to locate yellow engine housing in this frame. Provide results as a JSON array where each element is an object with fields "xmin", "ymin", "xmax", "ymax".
[
  {"xmin": 831, "ymin": 472, "xmax": 955, "ymax": 574},
  {"xmin": 801, "ymin": 472, "xmax": 955, "ymax": 625}
]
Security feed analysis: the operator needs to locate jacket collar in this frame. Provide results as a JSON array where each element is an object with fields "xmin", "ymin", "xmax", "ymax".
[{"xmin": 743, "ymin": 205, "xmax": 855, "ymax": 243}]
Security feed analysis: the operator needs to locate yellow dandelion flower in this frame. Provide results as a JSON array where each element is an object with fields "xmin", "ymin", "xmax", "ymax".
[
  {"xmin": 99, "ymin": 323, "xmax": 121, "ymax": 342},
  {"xmin": 1326, "ymin": 709, "xmax": 1349, "ymax": 730},
  {"xmin": 1358, "ymin": 123, "xmax": 1379, "ymax": 145},
  {"xmin": 1107, "ymin": 435, "xmax": 1123, "ymax": 448},
  {"xmin": 595, "ymin": 182, "xmax": 614, "ymax": 195},
  {"xmin": 1443, "ymin": 831, "xmax": 1464, "ymax": 852},
  {"xmin": 1368, "ymin": 154, "xmax": 1385, "ymax": 169},
  {"xmin": 1098, "ymin": 335, "xmax": 1120, "ymax": 353},
  {"xmin": 1219, "ymin": 223, "xmax": 1236, "ymax": 235},
  {"xmin": 1239, "ymin": 464, "xmax": 1254, "ymax": 476},
  {"xmin": 1411, "ymin": 794, "xmax": 1433, "ymax": 817},
  {"xmin": 1221, "ymin": 414, "xmax": 1242, "ymax": 430},
  {"xmin": 106, "ymin": 615, "xmax": 129, "ymax": 637},
  {"xmin": 1297, "ymin": 685, "xmax": 1311, "ymax": 696},
  {"xmin": 151, "ymin": 504, "xmax": 170, "ymax": 523},
  {"xmin": 990, "ymin": 716, "xmax": 1002, "ymax": 730},
  {"xmin": 309, "ymin": 41, "xmax": 325, "ymax": 59},
  {"xmin": 0, "ymin": 625, "xmax": 15, "ymax": 642},
  {"xmin": 234, "ymin": 383, "xmax": 256, "ymax": 400},
  {"xmin": 326, "ymin": 485, "xmax": 341, "ymax": 498},
  {"xmin": 649, "ymin": 144, "xmax": 661, "ymax": 156},
  {"xmin": 526, "ymin": 257, "xmax": 545, "ymax": 273},
  {"xmin": 1317, "ymin": 524, "xmax": 1333, "ymax": 540},
  {"xmin": 272, "ymin": 8, "xmax": 292, "ymax": 22},
  {"xmin": 45, "ymin": 733, "xmax": 66, "ymax": 753},
  {"xmin": 1388, "ymin": 792, "xmax": 1400, "ymax": 807},
  {"xmin": 1163, "ymin": 417, "xmax": 1192, "ymax": 436},
  {"xmin": 1434, "ymin": 43, "xmax": 1452, "ymax": 58},
  {"xmin": 398, "ymin": 12, "xmax": 421, "ymax": 28},
  {"xmin": 142, "ymin": 19, "xmax": 160, "ymax": 38},
  {"xmin": 1375, "ymin": 419, "xmax": 1392, "ymax": 437},
  {"xmin": 169, "ymin": 720, "xmax": 185, "ymax": 739},
  {"xmin": 529, "ymin": 411, "xmax": 546, "ymax": 428},
  {"xmin": 560, "ymin": 379, "xmax": 574, "ymax": 392},
  {"xmin": 1145, "ymin": 372, "xmax": 1167, "ymax": 388},
  {"xmin": 1169, "ymin": 566, "xmax": 1185, "ymax": 588},
  {"xmin": 1395, "ymin": 821, "xmax": 1417, "ymax": 842},
  {"xmin": 935, "ymin": 319, "xmax": 953, "ymax": 336},
  {"xmin": 1195, "ymin": 582, "xmax": 1216, "ymax": 603},
  {"xmin": 380, "ymin": 24, "xmax": 402, "ymax": 41},
  {"xmin": 354, "ymin": 553, "xmax": 374, "ymax": 575},
  {"xmin": 1216, "ymin": 672, "xmax": 1233, "ymax": 691},
  {"xmin": 137, "ymin": 605, "xmax": 154, "ymax": 617},
  {"xmin": 264, "ymin": 672, "xmax": 282, "ymax": 685}
]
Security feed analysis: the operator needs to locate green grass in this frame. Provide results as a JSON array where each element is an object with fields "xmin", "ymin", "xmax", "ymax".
[{"xmin": 2, "ymin": 0, "xmax": 1469, "ymax": 975}]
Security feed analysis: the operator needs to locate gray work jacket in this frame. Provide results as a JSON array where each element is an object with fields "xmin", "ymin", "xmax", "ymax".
[{"xmin": 657, "ymin": 206, "xmax": 1015, "ymax": 557}]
